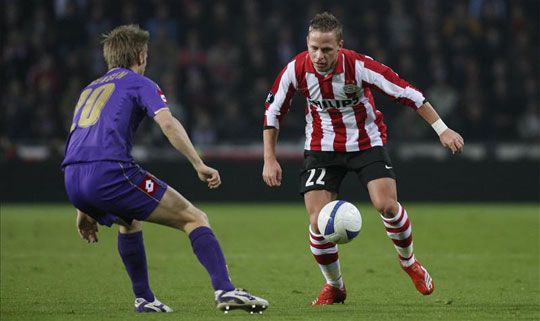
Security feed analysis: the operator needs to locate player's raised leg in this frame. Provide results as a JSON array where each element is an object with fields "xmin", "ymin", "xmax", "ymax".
[
  {"xmin": 367, "ymin": 177, "xmax": 434, "ymax": 295},
  {"xmin": 145, "ymin": 186, "xmax": 268, "ymax": 312},
  {"xmin": 305, "ymin": 190, "xmax": 347, "ymax": 305},
  {"xmin": 116, "ymin": 220, "xmax": 173, "ymax": 312}
]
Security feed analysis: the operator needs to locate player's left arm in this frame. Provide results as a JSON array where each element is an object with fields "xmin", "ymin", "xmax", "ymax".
[
  {"xmin": 416, "ymin": 102, "xmax": 464, "ymax": 154},
  {"xmin": 154, "ymin": 109, "xmax": 221, "ymax": 189},
  {"xmin": 138, "ymin": 79, "xmax": 220, "ymax": 189},
  {"xmin": 360, "ymin": 54, "xmax": 425, "ymax": 109},
  {"xmin": 359, "ymin": 54, "xmax": 464, "ymax": 153}
]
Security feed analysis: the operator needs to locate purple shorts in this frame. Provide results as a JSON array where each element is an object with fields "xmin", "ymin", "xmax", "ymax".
[{"xmin": 64, "ymin": 161, "xmax": 168, "ymax": 227}]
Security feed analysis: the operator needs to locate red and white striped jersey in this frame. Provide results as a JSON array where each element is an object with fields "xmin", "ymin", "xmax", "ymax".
[{"xmin": 263, "ymin": 49, "xmax": 425, "ymax": 152}]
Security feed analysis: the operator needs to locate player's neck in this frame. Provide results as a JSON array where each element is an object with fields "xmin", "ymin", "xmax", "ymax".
[{"xmin": 128, "ymin": 65, "xmax": 143, "ymax": 75}]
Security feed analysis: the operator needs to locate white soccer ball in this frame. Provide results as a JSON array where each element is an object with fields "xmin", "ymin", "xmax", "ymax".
[{"xmin": 317, "ymin": 200, "xmax": 362, "ymax": 244}]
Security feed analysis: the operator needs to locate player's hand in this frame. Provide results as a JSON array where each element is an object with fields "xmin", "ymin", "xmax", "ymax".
[
  {"xmin": 263, "ymin": 159, "xmax": 282, "ymax": 187},
  {"xmin": 195, "ymin": 164, "xmax": 221, "ymax": 189},
  {"xmin": 439, "ymin": 129, "xmax": 464, "ymax": 154},
  {"xmin": 76, "ymin": 211, "xmax": 98, "ymax": 243}
]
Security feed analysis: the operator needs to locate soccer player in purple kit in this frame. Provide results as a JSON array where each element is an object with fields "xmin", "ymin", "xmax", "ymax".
[{"xmin": 61, "ymin": 25, "xmax": 268, "ymax": 314}]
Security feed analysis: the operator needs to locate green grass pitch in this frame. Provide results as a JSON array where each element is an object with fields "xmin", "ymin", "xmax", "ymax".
[{"xmin": 1, "ymin": 203, "xmax": 539, "ymax": 321}]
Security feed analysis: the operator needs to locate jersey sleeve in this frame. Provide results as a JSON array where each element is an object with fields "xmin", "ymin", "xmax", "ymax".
[
  {"xmin": 137, "ymin": 77, "xmax": 169, "ymax": 117},
  {"xmin": 357, "ymin": 54, "xmax": 425, "ymax": 109},
  {"xmin": 263, "ymin": 60, "xmax": 298, "ymax": 129}
]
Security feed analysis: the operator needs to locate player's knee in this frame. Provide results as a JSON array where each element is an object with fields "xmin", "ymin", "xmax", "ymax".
[
  {"xmin": 373, "ymin": 199, "xmax": 398, "ymax": 217},
  {"xmin": 159, "ymin": 203, "xmax": 209, "ymax": 231},
  {"xmin": 183, "ymin": 204, "xmax": 209, "ymax": 227},
  {"xmin": 118, "ymin": 219, "xmax": 143, "ymax": 233},
  {"xmin": 193, "ymin": 207, "xmax": 209, "ymax": 226}
]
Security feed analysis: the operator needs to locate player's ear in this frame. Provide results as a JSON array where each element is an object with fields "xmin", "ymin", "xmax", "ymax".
[
  {"xmin": 137, "ymin": 51, "xmax": 145, "ymax": 66},
  {"xmin": 338, "ymin": 39, "xmax": 344, "ymax": 49}
]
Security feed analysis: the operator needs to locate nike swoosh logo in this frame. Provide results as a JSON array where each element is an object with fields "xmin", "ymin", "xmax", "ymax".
[{"xmin": 385, "ymin": 165, "xmax": 393, "ymax": 169}]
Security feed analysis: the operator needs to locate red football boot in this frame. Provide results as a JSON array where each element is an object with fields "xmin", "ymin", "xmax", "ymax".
[
  {"xmin": 312, "ymin": 284, "xmax": 347, "ymax": 305},
  {"xmin": 402, "ymin": 261, "xmax": 435, "ymax": 295}
]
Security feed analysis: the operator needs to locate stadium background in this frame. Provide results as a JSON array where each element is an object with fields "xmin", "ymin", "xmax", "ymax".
[
  {"xmin": 1, "ymin": 1, "xmax": 539, "ymax": 321},
  {"xmin": 1, "ymin": 0, "xmax": 539, "ymax": 202}
]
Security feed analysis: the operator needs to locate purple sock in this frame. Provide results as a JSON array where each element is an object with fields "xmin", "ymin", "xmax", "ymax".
[
  {"xmin": 118, "ymin": 231, "xmax": 155, "ymax": 301},
  {"xmin": 189, "ymin": 226, "xmax": 235, "ymax": 292}
]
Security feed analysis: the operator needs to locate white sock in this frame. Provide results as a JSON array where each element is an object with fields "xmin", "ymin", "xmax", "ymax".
[
  {"xmin": 309, "ymin": 226, "xmax": 344, "ymax": 289},
  {"xmin": 381, "ymin": 203, "xmax": 416, "ymax": 267},
  {"xmin": 319, "ymin": 261, "xmax": 344, "ymax": 289}
]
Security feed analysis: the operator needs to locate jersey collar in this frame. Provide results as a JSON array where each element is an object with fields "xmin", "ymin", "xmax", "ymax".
[{"xmin": 107, "ymin": 67, "xmax": 133, "ymax": 74}]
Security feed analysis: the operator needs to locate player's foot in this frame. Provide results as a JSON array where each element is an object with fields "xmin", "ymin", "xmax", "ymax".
[
  {"xmin": 215, "ymin": 288, "xmax": 269, "ymax": 314},
  {"xmin": 134, "ymin": 297, "xmax": 173, "ymax": 312},
  {"xmin": 402, "ymin": 261, "xmax": 434, "ymax": 295},
  {"xmin": 312, "ymin": 284, "xmax": 347, "ymax": 305}
]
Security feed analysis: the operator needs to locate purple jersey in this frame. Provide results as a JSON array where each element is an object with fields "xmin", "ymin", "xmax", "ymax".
[{"xmin": 62, "ymin": 68, "xmax": 168, "ymax": 167}]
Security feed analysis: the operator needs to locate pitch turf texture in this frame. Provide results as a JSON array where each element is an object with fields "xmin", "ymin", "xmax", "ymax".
[{"xmin": 1, "ymin": 204, "xmax": 538, "ymax": 321}]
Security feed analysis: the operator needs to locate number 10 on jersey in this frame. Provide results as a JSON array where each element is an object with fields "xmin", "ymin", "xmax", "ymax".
[{"xmin": 70, "ymin": 83, "xmax": 116, "ymax": 131}]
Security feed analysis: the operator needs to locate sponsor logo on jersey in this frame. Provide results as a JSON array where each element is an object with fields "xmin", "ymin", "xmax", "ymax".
[
  {"xmin": 265, "ymin": 92, "xmax": 274, "ymax": 104},
  {"xmin": 308, "ymin": 96, "xmax": 362, "ymax": 110},
  {"xmin": 343, "ymin": 84, "xmax": 362, "ymax": 94},
  {"xmin": 157, "ymin": 86, "xmax": 167, "ymax": 103}
]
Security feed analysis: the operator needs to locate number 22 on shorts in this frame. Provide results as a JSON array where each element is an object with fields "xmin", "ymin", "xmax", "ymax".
[{"xmin": 305, "ymin": 168, "xmax": 326, "ymax": 187}]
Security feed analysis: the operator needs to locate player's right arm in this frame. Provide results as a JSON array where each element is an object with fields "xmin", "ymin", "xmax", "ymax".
[
  {"xmin": 263, "ymin": 128, "xmax": 282, "ymax": 187},
  {"xmin": 76, "ymin": 210, "xmax": 98, "ymax": 243},
  {"xmin": 154, "ymin": 110, "xmax": 221, "ymax": 189},
  {"xmin": 262, "ymin": 61, "xmax": 297, "ymax": 188}
]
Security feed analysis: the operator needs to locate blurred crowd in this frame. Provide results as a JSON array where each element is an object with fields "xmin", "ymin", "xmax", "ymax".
[{"xmin": 1, "ymin": 0, "xmax": 539, "ymax": 160}]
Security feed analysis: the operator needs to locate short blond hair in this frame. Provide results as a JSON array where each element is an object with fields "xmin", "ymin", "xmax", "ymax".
[
  {"xmin": 101, "ymin": 25, "xmax": 149, "ymax": 69},
  {"xmin": 309, "ymin": 12, "xmax": 343, "ymax": 41}
]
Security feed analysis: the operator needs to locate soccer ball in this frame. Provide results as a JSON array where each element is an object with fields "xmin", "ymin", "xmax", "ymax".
[{"xmin": 317, "ymin": 200, "xmax": 362, "ymax": 244}]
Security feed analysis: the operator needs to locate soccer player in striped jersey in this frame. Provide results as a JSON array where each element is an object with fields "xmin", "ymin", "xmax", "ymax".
[
  {"xmin": 62, "ymin": 25, "xmax": 268, "ymax": 313},
  {"xmin": 262, "ymin": 12, "xmax": 464, "ymax": 305}
]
